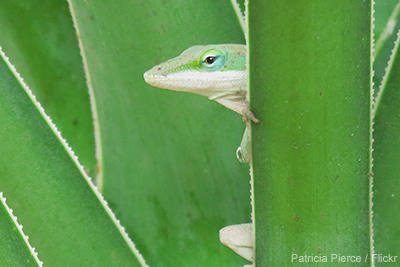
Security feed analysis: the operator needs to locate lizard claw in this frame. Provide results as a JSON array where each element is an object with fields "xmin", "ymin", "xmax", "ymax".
[{"xmin": 242, "ymin": 110, "xmax": 259, "ymax": 123}]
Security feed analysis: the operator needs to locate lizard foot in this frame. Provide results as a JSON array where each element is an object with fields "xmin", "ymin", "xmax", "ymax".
[{"xmin": 242, "ymin": 110, "xmax": 259, "ymax": 123}]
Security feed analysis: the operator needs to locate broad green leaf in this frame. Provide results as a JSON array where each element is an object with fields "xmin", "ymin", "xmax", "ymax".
[
  {"xmin": 68, "ymin": 0, "xmax": 250, "ymax": 266},
  {"xmin": 0, "ymin": 50, "xmax": 143, "ymax": 266},
  {"xmin": 0, "ymin": 0, "xmax": 96, "ymax": 178},
  {"xmin": 0, "ymin": 193, "xmax": 41, "ymax": 267},
  {"xmin": 250, "ymin": 1, "xmax": 371, "ymax": 266},
  {"xmin": 373, "ymin": 30, "xmax": 400, "ymax": 264}
]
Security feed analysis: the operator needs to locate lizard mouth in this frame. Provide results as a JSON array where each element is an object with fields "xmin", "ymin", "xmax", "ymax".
[{"xmin": 144, "ymin": 70, "xmax": 246, "ymax": 94}]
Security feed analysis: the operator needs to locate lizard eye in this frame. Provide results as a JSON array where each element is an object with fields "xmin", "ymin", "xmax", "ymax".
[
  {"xmin": 200, "ymin": 49, "xmax": 225, "ymax": 70},
  {"xmin": 205, "ymin": 56, "xmax": 216, "ymax": 65}
]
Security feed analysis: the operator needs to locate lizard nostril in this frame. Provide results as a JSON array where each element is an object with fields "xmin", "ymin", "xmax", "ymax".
[{"xmin": 157, "ymin": 67, "xmax": 162, "ymax": 71}]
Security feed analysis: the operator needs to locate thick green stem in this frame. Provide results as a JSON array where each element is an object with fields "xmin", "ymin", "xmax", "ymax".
[{"xmin": 250, "ymin": 1, "xmax": 372, "ymax": 266}]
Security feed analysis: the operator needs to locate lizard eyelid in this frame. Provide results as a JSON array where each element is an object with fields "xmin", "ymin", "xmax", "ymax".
[{"xmin": 200, "ymin": 49, "xmax": 225, "ymax": 70}]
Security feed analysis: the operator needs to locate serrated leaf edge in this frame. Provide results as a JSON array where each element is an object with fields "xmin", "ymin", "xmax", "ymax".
[
  {"xmin": 370, "ymin": 1, "xmax": 376, "ymax": 266},
  {"xmin": 231, "ymin": 0, "xmax": 247, "ymax": 37},
  {"xmin": 0, "ymin": 47, "xmax": 149, "ymax": 267},
  {"xmin": 373, "ymin": 0, "xmax": 400, "ymax": 59},
  {"xmin": 373, "ymin": 29, "xmax": 400, "ymax": 117},
  {"xmin": 0, "ymin": 192, "xmax": 43, "ymax": 267},
  {"xmin": 66, "ymin": 0, "xmax": 105, "ymax": 192}
]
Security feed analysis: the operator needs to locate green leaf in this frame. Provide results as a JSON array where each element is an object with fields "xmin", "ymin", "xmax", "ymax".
[
  {"xmin": 4, "ymin": 0, "xmax": 400, "ymax": 265},
  {"xmin": 0, "ymin": 193, "xmax": 41, "ymax": 267},
  {"xmin": 249, "ymin": 1, "xmax": 372, "ymax": 266},
  {"xmin": 373, "ymin": 0, "xmax": 400, "ymax": 94},
  {"xmin": 374, "ymin": 0, "xmax": 400, "ymax": 38},
  {"xmin": 0, "ymin": 50, "xmax": 144, "ymax": 266},
  {"xmin": 0, "ymin": 0, "xmax": 96, "ymax": 178},
  {"xmin": 372, "ymin": 30, "xmax": 400, "ymax": 263},
  {"xmin": 68, "ymin": 0, "xmax": 251, "ymax": 266}
]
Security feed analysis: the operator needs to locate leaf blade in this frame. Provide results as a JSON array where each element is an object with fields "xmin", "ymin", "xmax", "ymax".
[{"xmin": 0, "ymin": 49, "xmax": 144, "ymax": 267}]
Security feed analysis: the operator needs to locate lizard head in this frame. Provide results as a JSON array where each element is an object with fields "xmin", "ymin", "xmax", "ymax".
[{"xmin": 143, "ymin": 44, "xmax": 247, "ymax": 95}]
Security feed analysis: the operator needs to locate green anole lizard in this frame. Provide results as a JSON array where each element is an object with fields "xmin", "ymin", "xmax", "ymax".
[
  {"xmin": 144, "ymin": 44, "xmax": 255, "ymax": 266},
  {"xmin": 143, "ymin": 44, "xmax": 258, "ymax": 123},
  {"xmin": 144, "ymin": 44, "xmax": 258, "ymax": 163}
]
